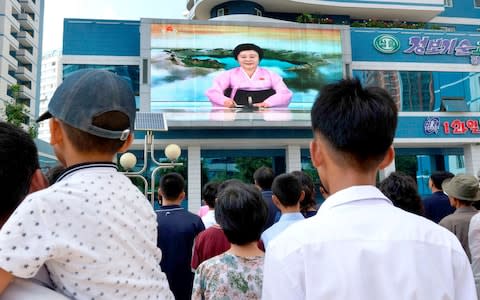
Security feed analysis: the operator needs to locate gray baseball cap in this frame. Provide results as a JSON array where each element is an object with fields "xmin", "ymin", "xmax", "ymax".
[
  {"xmin": 37, "ymin": 69, "xmax": 136, "ymax": 141},
  {"xmin": 442, "ymin": 174, "xmax": 480, "ymax": 202}
]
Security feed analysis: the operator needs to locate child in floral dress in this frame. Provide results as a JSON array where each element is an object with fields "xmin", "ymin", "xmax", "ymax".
[{"xmin": 192, "ymin": 182, "xmax": 267, "ymax": 299}]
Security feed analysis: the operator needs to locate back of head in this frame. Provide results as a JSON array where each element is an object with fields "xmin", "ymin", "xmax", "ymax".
[
  {"xmin": 160, "ymin": 172, "xmax": 185, "ymax": 200},
  {"xmin": 291, "ymin": 170, "xmax": 316, "ymax": 210},
  {"xmin": 430, "ymin": 171, "xmax": 454, "ymax": 190},
  {"xmin": 378, "ymin": 171, "xmax": 424, "ymax": 216},
  {"xmin": 215, "ymin": 182, "xmax": 267, "ymax": 245},
  {"xmin": 311, "ymin": 78, "xmax": 398, "ymax": 169},
  {"xmin": 272, "ymin": 173, "xmax": 303, "ymax": 207},
  {"xmin": 36, "ymin": 69, "xmax": 137, "ymax": 154},
  {"xmin": 202, "ymin": 181, "xmax": 220, "ymax": 208},
  {"xmin": 253, "ymin": 166, "xmax": 274, "ymax": 190},
  {"xmin": 0, "ymin": 122, "xmax": 39, "ymax": 220}
]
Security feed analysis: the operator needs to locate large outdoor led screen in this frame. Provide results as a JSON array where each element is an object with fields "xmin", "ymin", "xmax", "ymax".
[{"xmin": 149, "ymin": 21, "xmax": 344, "ymax": 111}]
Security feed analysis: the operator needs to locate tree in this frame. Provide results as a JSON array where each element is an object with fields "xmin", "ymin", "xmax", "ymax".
[
  {"xmin": 296, "ymin": 13, "xmax": 315, "ymax": 24},
  {"xmin": 4, "ymin": 84, "xmax": 37, "ymax": 138}
]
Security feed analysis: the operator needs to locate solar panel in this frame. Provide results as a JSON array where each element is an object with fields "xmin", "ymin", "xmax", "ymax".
[{"xmin": 134, "ymin": 112, "xmax": 168, "ymax": 131}]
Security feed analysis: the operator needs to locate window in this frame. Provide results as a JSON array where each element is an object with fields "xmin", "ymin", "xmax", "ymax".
[
  {"xmin": 217, "ymin": 8, "xmax": 224, "ymax": 17},
  {"xmin": 440, "ymin": 97, "xmax": 468, "ymax": 112},
  {"xmin": 444, "ymin": 0, "xmax": 453, "ymax": 7},
  {"xmin": 476, "ymin": 0, "xmax": 480, "ymax": 8},
  {"xmin": 254, "ymin": 8, "xmax": 262, "ymax": 16},
  {"xmin": 440, "ymin": 26, "xmax": 455, "ymax": 32}
]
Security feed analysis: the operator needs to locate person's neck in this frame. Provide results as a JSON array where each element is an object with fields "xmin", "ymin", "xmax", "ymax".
[
  {"xmin": 431, "ymin": 187, "xmax": 441, "ymax": 193},
  {"xmin": 281, "ymin": 205, "xmax": 300, "ymax": 214},
  {"xmin": 64, "ymin": 152, "xmax": 115, "ymax": 167},
  {"xmin": 243, "ymin": 67, "xmax": 256, "ymax": 78},
  {"xmin": 228, "ymin": 241, "xmax": 263, "ymax": 257},
  {"xmin": 162, "ymin": 199, "xmax": 182, "ymax": 206},
  {"xmin": 456, "ymin": 202, "xmax": 472, "ymax": 209},
  {"xmin": 326, "ymin": 167, "xmax": 378, "ymax": 195}
]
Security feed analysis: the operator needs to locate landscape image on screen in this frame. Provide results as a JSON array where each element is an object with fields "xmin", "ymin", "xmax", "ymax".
[{"xmin": 150, "ymin": 22, "xmax": 344, "ymax": 111}]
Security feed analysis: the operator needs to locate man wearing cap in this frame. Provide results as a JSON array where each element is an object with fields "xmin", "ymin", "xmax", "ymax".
[
  {"xmin": 439, "ymin": 174, "xmax": 480, "ymax": 261},
  {"xmin": 0, "ymin": 69, "xmax": 174, "ymax": 299}
]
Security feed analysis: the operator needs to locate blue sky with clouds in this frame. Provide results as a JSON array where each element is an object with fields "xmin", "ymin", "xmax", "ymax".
[{"xmin": 42, "ymin": 0, "xmax": 186, "ymax": 52}]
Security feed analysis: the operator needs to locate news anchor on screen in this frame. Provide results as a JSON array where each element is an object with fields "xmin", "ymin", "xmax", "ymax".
[{"xmin": 206, "ymin": 43, "xmax": 292, "ymax": 108}]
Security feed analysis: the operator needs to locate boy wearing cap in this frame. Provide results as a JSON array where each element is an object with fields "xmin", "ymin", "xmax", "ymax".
[
  {"xmin": 0, "ymin": 69, "xmax": 174, "ymax": 299},
  {"xmin": 262, "ymin": 79, "xmax": 476, "ymax": 299},
  {"xmin": 439, "ymin": 174, "xmax": 480, "ymax": 261}
]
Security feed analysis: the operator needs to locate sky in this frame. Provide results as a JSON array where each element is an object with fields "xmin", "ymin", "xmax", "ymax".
[{"xmin": 42, "ymin": 0, "xmax": 187, "ymax": 53}]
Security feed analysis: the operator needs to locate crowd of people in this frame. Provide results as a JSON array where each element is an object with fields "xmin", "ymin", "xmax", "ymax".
[{"xmin": 1, "ymin": 68, "xmax": 480, "ymax": 299}]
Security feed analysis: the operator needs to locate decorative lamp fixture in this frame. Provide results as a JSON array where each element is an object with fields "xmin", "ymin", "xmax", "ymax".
[
  {"xmin": 165, "ymin": 144, "xmax": 181, "ymax": 162},
  {"xmin": 119, "ymin": 152, "xmax": 137, "ymax": 170}
]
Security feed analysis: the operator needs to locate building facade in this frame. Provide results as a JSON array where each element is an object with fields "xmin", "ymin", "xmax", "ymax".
[
  {"xmin": 0, "ymin": 0, "xmax": 44, "ymax": 127},
  {"xmin": 38, "ymin": 48, "xmax": 61, "ymax": 141},
  {"xmin": 61, "ymin": 0, "xmax": 480, "ymax": 211}
]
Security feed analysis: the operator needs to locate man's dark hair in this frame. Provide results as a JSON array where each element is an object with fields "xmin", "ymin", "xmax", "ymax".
[
  {"xmin": 378, "ymin": 171, "xmax": 424, "ymax": 216},
  {"xmin": 430, "ymin": 171, "xmax": 455, "ymax": 190},
  {"xmin": 60, "ymin": 111, "xmax": 130, "ymax": 154},
  {"xmin": 159, "ymin": 172, "xmax": 185, "ymax": 200},
  {"xmin": 202, "ymin": 181, "xmax": 220, "ymax": 208},
  {"xmin": 253, "ymin": 166, "xmax": 274, "ymax": 190},
  {"xmin": 215, "ymin": 182, "xmax": 267, "ymax": 245},
  {"xmin": 311, "ymin": 78, "xmax": 398, "ymax": 170},
  {"xmin": 272, "ymin": 173, "xmax": 303, "ymax": 207},
  {"xmin": 0, "ymin": 122, "xmax": 39, "ymax": 221},
  {"xmin": 291, "ymin": 170, "xmax": 316, "ymax": 211}
]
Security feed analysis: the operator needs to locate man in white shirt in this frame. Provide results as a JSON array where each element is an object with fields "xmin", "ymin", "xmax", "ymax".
[{"xmin": 262, "ymin": 79, "xmax": 477, "ymax": 300}]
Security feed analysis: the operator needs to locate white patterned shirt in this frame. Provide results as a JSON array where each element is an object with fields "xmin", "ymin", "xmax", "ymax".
[{"xmin": 0, "ymin": 163, "xmax": 173, "ymax": 300}]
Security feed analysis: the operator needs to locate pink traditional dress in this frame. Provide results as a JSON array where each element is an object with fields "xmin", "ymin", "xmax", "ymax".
[{"xmin": 206, "ymin": 67, "xmax": 292, "ymax": 107}]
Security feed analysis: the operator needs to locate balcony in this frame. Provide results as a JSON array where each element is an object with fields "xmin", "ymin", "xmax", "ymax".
[
  {"xmin": 17, "ymin": 30, "xmax": 34, "ymax": 47},
  {"xmin": 18, "ymin": 13, "xmax": 36, "ymax": 31},
  {"xmin": 19, "ymin": 85, "xmax": 34, "ymax": 99},
  {"xmin": 15, "ymin": 66, "xmax": 34, "ymax": 81},
  {"xmin": 18, "ymin": 0, "xmax": 37, "ymax": 14},
  {"xmin": 9, "ymin": 37, "xmax": 19, "ymax": 51},
  {"xmin": 10, "ymin": 0, "xmax": 22, "ymax": 15},
  {"xmin": 6, "ymin": 67, "xmax": 17, "ymax": 84},
  {"xmin": 15, "ymin": 48, "xmax": 34, "ymax": 64},
  {"xmin": 9, "ymin": 15, "xmax": 21, "ymax": 33},
  {"xmin": 190, "ymin": 0, "xmax": 445, "ymax": 22}
]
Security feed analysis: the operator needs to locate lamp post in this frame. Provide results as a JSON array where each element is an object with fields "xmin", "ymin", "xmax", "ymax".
[{"xmin": 120, "ymin": 131, "xmax": 183, "ymax": 205}]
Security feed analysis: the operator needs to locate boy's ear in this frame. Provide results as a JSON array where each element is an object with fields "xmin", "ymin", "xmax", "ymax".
[
  {"xmin": 49, "ymin": 118, "xmax": 63, "ymax": 146},
  {"xmin": 310, "ymin": 139, "xmax": 323, "ymax": 168},
  {"xmin": 28, "ymin": 169, "xmax": 49, "ymax": 194},
  {"xmin": 118, "ymin": 132, "xmax": 134, "ymax": 153},
  {"xmin": 379, "ymin": 146, "xmax": 395, "ymax": 170},
  {"xmin": 298, "ymin": 190, "xmax": 305, "ymax": 203},
  {"xmin": 272, "ymin": 195, "xmax": 282, "ymax": 209}
]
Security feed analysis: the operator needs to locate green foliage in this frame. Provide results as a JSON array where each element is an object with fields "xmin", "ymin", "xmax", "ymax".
[
  {"xmin": 5, "ymin": 103, "xmax": 26, "ymax": 127},
  {"xmin": 296, "ymin": 13, "xmax": 314, "ymax": 24},
  {"xmin": 395, "ymin": 155, "xmax": 418, "ymax": 180},
  {"xmin": 233, "ymin": 157, "xmax": 273, "ymax": 183},
  {"xmin": 351, "ymin": 20, "xmax": 436, "ymax": 30},
  {"xmin": 4, "ymin": 84, "xmax": 37, "ymax": 138}
]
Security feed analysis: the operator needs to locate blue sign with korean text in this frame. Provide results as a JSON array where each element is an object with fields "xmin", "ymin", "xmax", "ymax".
[
  {"xmin": 397, "ymin": 115, "xmax": 480, "ymax": 138},
  {"xmin": 352, "ymin": 28, "xmax": 480, "ymax": 65}
]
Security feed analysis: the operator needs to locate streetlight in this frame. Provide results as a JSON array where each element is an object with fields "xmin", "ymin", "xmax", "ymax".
[{"xmin": 120, "ymin": 112, "xmax": 183, "ymax": 205}]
